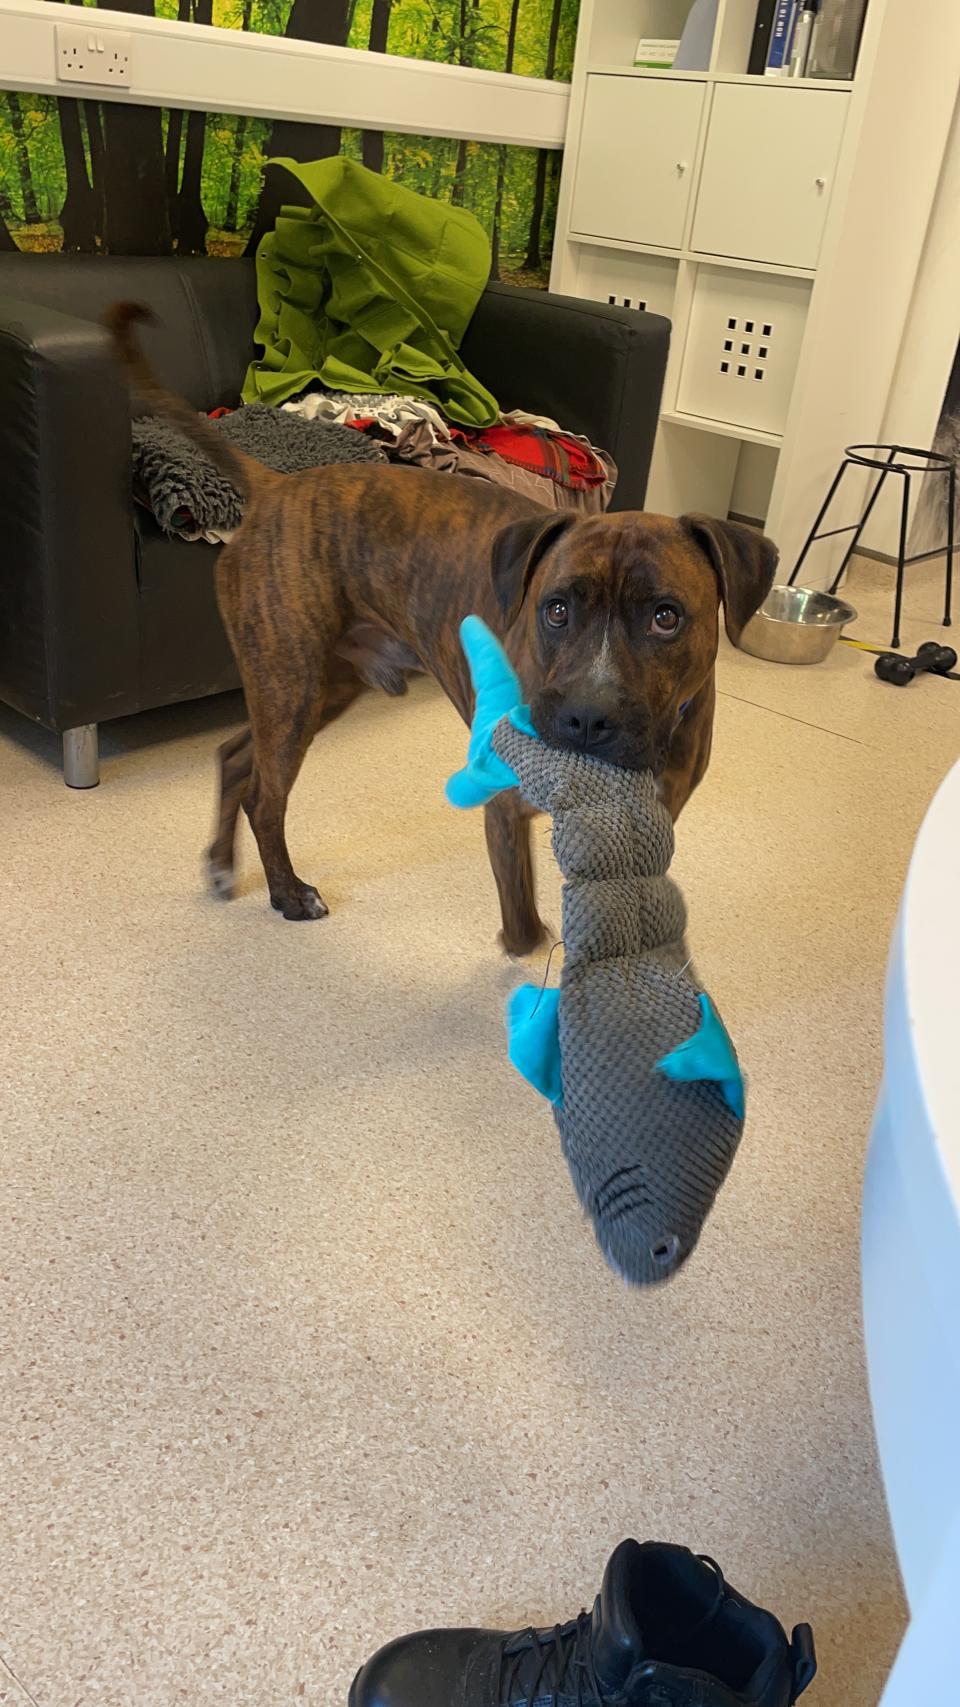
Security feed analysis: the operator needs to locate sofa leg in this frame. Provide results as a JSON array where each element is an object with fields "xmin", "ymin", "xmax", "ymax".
[{"xmin": 63, "ymin": 724, "xmax": 100, "ymax": 789}]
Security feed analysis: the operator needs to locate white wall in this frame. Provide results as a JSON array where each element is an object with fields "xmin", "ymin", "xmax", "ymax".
[
  {"xmin": 861, "ymin": 85, "xmax": 960, "ymax": 557},
  {"xmin": 730, "ymin": 443, "xmax": 777, "ymax": 524}
]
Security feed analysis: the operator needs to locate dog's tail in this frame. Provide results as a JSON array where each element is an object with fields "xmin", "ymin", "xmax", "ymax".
[{"xmin": 105, "ymin": 301, "xmax": 263, "ymax": 502}]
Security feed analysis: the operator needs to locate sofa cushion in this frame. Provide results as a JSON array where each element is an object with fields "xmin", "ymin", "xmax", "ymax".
[{"xmin": 0, "ymin": 254, "xmax": 258, "ymax": 410}]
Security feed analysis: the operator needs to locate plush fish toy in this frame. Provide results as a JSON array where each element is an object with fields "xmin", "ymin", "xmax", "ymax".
[{"xmin": 447, "ymin": 617, "xmax": 745, "ymax": 1286}]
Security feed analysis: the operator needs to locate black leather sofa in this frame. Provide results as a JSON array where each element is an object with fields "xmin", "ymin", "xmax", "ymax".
[{"xmin": 0, "ymin": 254, "xmax": 670, "ymax": 785}]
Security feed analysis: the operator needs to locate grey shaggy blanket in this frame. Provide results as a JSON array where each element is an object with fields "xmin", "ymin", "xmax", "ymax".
[{"xmin": 131, "ymin": 404, "xmax": 385, "ymax": 537}]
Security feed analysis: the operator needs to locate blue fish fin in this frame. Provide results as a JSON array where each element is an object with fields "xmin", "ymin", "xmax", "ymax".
[
  {"xmin": 506, "ymin": 983, "xmax": 563, "ymax": 1107},
  {"xmin": 446, "ymin": 617, "xmax": 531, "ymax": 808},
  {"xmin": 657, "ymin": 992, "xmax": 745, "ymax": 1120}
]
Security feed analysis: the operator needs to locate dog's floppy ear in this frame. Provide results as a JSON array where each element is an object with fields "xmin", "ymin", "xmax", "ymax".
[
  {"xmin": 491, "ymin": 512, "xmax": 578, "ymax": 626},
  {"xmin": 681, "ymin": 515, "xmax": 779, "ymax": 644}
]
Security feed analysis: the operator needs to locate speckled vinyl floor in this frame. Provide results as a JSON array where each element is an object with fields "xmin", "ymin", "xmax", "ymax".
[{"xmin": 2, "ymin": 556, "xmax": 958, "ymax": 1707}]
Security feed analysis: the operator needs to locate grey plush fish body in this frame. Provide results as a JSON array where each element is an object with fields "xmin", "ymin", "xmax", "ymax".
[
  {"xmin": 448, "ymin": 617, "xmax": 745, "ymax": 1286},
  {"xmin": 494, "ymin": 719, "xmax": 743, "ymax": 1284}
]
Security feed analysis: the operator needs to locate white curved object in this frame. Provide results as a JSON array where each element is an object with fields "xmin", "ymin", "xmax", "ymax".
[{"xmin": 863, "ymin": 755, "xmax": 960, "ymax": 1698}]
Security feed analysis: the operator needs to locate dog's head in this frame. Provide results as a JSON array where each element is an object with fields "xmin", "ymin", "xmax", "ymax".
[{"xmin": 491, "ymin": 510, "xmax": 777, "ymax": 774}]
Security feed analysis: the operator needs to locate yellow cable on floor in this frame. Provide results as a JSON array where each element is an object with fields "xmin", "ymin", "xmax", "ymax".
[{"xmin": 840, "ymin": 636, "xmax": 894, "ymax": 655}]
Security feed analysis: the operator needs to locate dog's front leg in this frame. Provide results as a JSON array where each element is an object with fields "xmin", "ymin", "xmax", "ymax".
[{"xmin": 484, "ymin": 791, "xmax": 548, "ymax": 958}]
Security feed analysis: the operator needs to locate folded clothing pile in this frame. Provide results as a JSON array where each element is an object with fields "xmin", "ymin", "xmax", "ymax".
[
  {"xmin": 131, "ymin": 402, "xmax": 385, "ymax": 542},
  {"xmin": 133, "ymin": 394, "xmax": 617, "ymax": 543},
  {"xmin": 282, "ymin": 391, "xmax": 617, "ymax": 514}
]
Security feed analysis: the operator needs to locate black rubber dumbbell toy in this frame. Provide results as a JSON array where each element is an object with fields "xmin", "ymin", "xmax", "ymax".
[{"xmin": 874, "ymin": 640, "xmax": 959, "ymax": 686}]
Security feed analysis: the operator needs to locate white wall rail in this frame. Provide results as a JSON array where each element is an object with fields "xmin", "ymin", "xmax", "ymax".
[{"xmin": 0, "ymin": 0, "xmax": 570, "ymax": 149}]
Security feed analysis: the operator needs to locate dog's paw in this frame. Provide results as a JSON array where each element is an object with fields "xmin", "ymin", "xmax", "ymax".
[
  {"xmin": 498, "ymin": 918, "xmax": 551, "ymax": 960},
  {"xmin": 208, "ymin": 860, "xmax": 235, "ymax": 901},
  {"xmin": 272, "ymin": 884, "xmax": 329, "ymax": 922}
]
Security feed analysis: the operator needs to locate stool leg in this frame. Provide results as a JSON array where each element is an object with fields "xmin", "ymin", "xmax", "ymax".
[
  {"xmin": 789, "ymin": 461, "xmax": 849, "ymax": 587},
  {"xmin": 828, "ymin": 464, "xmax": 891, "ymax": 594},
  {"xmin": 892, "ymin": 471, "xmax": 910, "ymax": 650},
  {"xmin": 944, "ymin": 464, "xmax": 955, "ymax": 629}
]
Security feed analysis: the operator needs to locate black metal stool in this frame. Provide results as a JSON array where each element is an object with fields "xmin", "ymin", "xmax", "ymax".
[{"xmin": 787, "ymin": 443, "xmax": 955, "ymax": 648}]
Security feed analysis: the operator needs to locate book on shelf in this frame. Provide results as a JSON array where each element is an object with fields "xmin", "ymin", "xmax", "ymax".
[
  {"xmin": 764, "ymin": 0, "xmax": 799, "ymax": 76},
  {"xmin": 806, "ymin": 0, "xmax": 868, "ymax": 80},
  {"xmin": 748, "ymin": 0, "xmax": 778, "ymax": 75},
  {"xmin": 633, "ymin": 37, "xmax": 680, "ymax": 67}
]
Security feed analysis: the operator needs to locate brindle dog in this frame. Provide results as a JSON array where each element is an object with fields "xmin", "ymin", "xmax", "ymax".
[{"xmin": 109, "ymin": 304, "xmax": 777, "ymax": 953}]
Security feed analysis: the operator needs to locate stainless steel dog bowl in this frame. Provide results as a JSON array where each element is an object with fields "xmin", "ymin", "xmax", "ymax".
[{"xmin": 738, "ymin": 584, "xmax": 858, "ymax": 665}]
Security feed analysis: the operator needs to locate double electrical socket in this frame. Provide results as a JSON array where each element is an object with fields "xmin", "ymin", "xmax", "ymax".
[{"xmin": 56, "ymin": 22, "xmax": 133, "ymax": 87}]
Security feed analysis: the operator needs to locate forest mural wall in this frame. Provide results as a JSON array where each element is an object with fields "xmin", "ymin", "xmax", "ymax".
[{"xmin": 0, "ymin": 0, "xmax": 578, "ymax": 285}]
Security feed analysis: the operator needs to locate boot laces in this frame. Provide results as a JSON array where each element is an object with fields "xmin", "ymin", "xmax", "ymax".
[
  {"xmin": 498, "ymin": 1608, "xmax": 606, "ymax": 1707},
  {"xmin": 497, "ymin": 1555, "xmax": 728, "ymax": 1707}
]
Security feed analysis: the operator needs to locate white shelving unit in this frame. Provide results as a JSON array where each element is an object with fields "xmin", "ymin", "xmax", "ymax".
[{"xmin": 550, "ymin": 0, "xmax": 960, "ymax": 585}]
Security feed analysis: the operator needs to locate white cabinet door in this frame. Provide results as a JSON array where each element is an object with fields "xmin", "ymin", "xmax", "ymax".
[
  {"xmin": 692, "ymin": 84, "xmax": 848, "ymax": 269},
  {"xmin": 570, "ymin": 75, "xmax": 706, "ymax": 250},
  {"xmin": 676, "ymin": 266, "xmax": 811, "ymax": 436}
]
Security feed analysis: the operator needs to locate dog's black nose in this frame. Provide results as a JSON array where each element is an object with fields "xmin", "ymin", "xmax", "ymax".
[{"xmin": 557, "ymin": 705, "xmax": 617, "ymax": 751}]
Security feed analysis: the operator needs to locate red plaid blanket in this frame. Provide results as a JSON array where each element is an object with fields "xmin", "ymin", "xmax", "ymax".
[{"xmin": 460, "ymin": 424, "xmax": 609, "ymax": 491}]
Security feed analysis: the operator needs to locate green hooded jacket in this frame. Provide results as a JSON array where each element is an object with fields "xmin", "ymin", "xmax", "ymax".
[{"xmin": 242, "ymin": 156, "xmax": 499, "ymax": 427}]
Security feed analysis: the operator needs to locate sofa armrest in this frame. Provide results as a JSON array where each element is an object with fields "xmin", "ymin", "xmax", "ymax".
[
  {"xmin": 460, "ymin": 283, "xmax": 671, "ymax": 512},
  {"xmin": 0, "ymin": 296, "xmax": 138, "ymax": 731}
]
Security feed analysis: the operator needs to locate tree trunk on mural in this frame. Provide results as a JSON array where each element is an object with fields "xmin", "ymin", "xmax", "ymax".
[
  {"xmin": 57, "ymin": 98, "xmax": 98, "ymax": 252},
  {"xmin": 524, "ymin": 0, "xmax": 563, "ymax": 271},
  {"xmin": 224, "ymin": 115, "xmax": 249, "ymax": 232},
  {"xmin": 84, "ymin": 101, "xmax": 106, "ymax": 243},
  {"xmin": 166, "ymin": 110, "xmax": 184, "ymax": 240},
  {"xmin": 430, "ymin": 137, "xmax": 455, "ymax": 200},
  {"xmin": 97, "ymin": 0, "xmax": 172, "ymax": 254},
  {"xmin": 9, "ymin": 95, "xmax": 41, "ymax": 225},
  {"xmin": 164, "ymin": 0, "xmax": 191, "ymax": 241},
  {"xmin": 361, "ymin": 0, "xmax": 391, "ymax": 174},
  {"xmin": 361, "ymin": 131, "xmax": 385, "ymax": 176},
  {"xmin": 178, "ymin": 108, "xmax": 209, "ymax": 253},
  {"xmin": 0, "ymin": 198, "xmax": 16, "ymax": 253},
  {"xmin": 489, "ymin": 170, "xmax": 502, "ymax": 277},
  {"xmin": 100, "ymin": 102, "xmax": 173, "ymax": 254},
  {"xmin": 523, "ymin": 155, "xmax": 547, "ymax": 274},
  {"xmin": 450, "ymin": 0, "xmax": 477, "ymax": 207},
  {"xmin": 451, "ymin": 136, "xmax": 470, "ymax": 206},
  {"xmin": 489, "ymin": 0, "xmax": 521, "ymax": 279},
  {"xmin": 244, "ymin": 0, "xmax": 352, "ymax": 256},
  {"xmin": 176, "ymin": 0, "xmax": 212, "ymax": 253}
]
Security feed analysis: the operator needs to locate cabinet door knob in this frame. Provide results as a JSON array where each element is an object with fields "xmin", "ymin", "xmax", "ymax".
[
  {"xmin": 677, "ymin": 160, "xmax": 688, "ymax": 175},
  {"xmin": 815, "ymin": 175, "xmax": 827, "ymax": 190}
]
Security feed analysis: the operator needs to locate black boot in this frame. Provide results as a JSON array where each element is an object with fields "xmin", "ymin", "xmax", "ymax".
[{"xmin": 349, "ymin": 1540, "xmax": 816, "ymax": 1707}]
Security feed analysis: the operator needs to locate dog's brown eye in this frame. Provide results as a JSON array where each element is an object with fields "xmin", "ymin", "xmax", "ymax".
[
  {"xmin": 650, "ymin": 602, "xmax": 682, "ymax": 636},
  {"xmin": 544, "ymin": 600, "xmax": 569, "ymax": 629}
]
